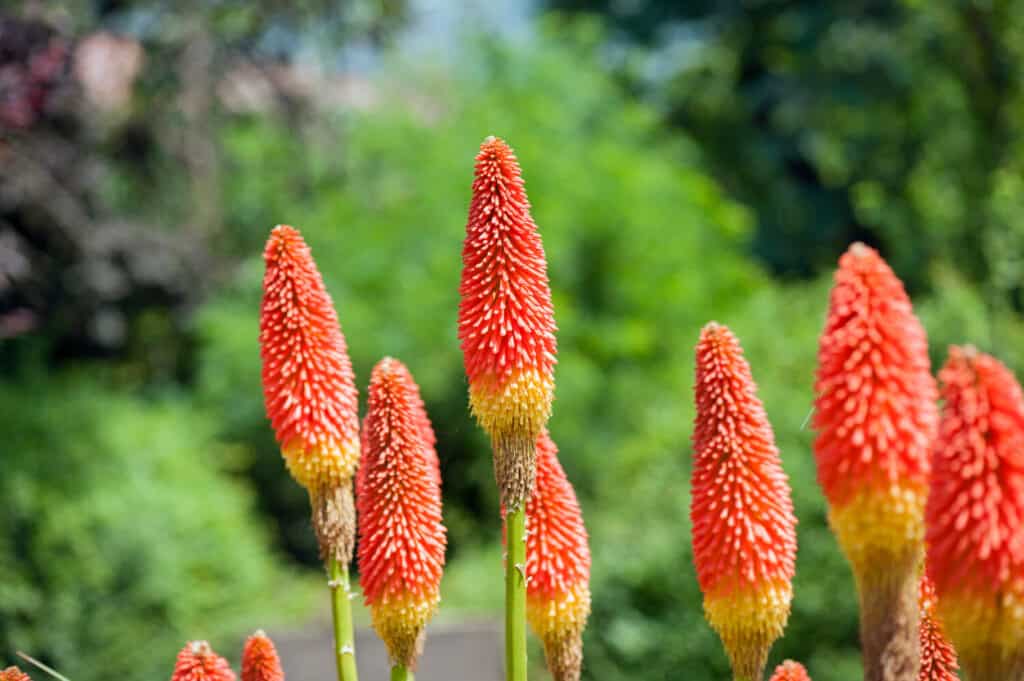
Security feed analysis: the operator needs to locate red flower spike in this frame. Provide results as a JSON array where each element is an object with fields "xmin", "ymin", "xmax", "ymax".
[
  {"xmin": 520, "ymin": 429, "xmax": 591, "ymax": 681},
  {"xmin": 0, "ymin": 667, "xmax": 31, "ymax": 681},
  {"xmin": 458, "ymin": 136, "xmax": 557, "ymax": 509},
  {"xmin": 918, "ymin": 575, "xmax": 958, "ymax": 681},
  {"xmin": 813, "ymin": 243, "xmax": 937, "ymax": 578},
  {"xmin": 926, "ymin": 347, "xmax": 1024, "ymax": 680},
  {"xmin": 170, "ymin": 641, "xmax": 236, "ymax": 681},
  {"xmin": 358, "ymin": 357, "xmax": 447, "ymax": 669},
  {"xmin": 768, "ymin": 661, "xmax": 811, "ymax": 681},
  {"xmin": 242, "ymin": 631, "xmax": 285, "ymax": 681},
  {"xmin": 260, "ymin": 224, "xmax": 360, "ymax": 493},
  {"xmin": 692, "ymin": 323, "xmax": 797, "ymax": 681}
]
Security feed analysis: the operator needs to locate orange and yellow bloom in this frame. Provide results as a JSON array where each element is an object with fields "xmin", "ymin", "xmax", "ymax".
[
  {"xmin": 692, "ymin": 323, "xmax": 797, "ymax": 681},
  {"xmin": 458, "ymin": 136, "xmax": 557, "ymax": 509},
  {"xmin": 768, "ymin": 661, "xmax": 811, "ymax": 681},
  {"xmin": 170, "ymin": 641, "xmax": 236, "ymax": 681},
  {"xmin": 358, "ymin": 358, "xmax": 447, "ymax": 669},
  {"xmin": 926, "ymin": 347, "xmax": 1024, "ymax": 681},
  {"xmin": 241, "ymin": 631, "xmax": 285, "ymax": 681},
  {"xmin": 521, "ymin": 430, "xmax": 591, "ymax": 681}
]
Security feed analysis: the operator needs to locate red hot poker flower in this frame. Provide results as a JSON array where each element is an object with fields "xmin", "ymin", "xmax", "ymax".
[
  {"xmin": 170, "ymin": 641, "xmax": 236, "ymax": 681},
  {"xmin": 358, "ymin": 357, "xmax": 447, "ymax": 669},
  {"xmin": 692, "ymin": 323, "xmax": 797, "ymax": 681},
  {"xmin": 918, "ymin": 574, "xmax": 958, "ymax": 681},
  {"xmin": 768, "ymin": 661, "xmax": 811, "ymax": 681},
  {"xmin": 458, "ymin": 136, "xmax": 557, "ymax": 509},
  {"xmin": 813, "ymin": 243, "xmax": 937, "ymax": 576},
  {"xmin": 241, "ymin": 631, "xmax": 285, "ymax": 681},
  {"xmin": 521, "ymin": 429, "xmax": 591, "ymax": 681},
  {"xmin": 260, "ymin": 224, "xmax": 360, "ymax": 493},
  {"xmin": 926, "ymin": 347, "xmax": 1024, "ymax": 681},
  {"xmin": 0, "ymin": 667, "xmax": 31, "ymax": 681}
]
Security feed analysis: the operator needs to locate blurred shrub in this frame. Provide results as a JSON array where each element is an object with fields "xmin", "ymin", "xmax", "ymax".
[{"xmin": 0, "ymin": 374, "xmax": 305, "ymax": 680}]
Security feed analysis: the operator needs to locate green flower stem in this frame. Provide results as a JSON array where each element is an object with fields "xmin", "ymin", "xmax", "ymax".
[
  {"xmin": 505, "ymin": 505, "xmax": 528, "ymax": 681},
  {"xmin": 390, "ymin": 665, "xmax": 414, "ymax": 681},
  {"xmin": 328, "ymin": 556, "xmax": 359, "ymax": 681}
]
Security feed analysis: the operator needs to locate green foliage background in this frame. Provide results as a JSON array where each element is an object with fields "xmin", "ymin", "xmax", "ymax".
[{"xmin": 5, "ymin": 4, "xmax": 1024, "ymax": 681}]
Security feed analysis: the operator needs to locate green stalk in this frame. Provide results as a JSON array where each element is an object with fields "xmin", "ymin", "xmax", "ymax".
[
  {"xmin": 505, "ymin": 506, "xmax": 528, "ymax": 681},
  {"xmin": 328, "ymin": 556, "xmax": 359, "ymax": 681},
  {"xmin": 390, "ymin": 665, "xmax": 414, "ymax": 681}
]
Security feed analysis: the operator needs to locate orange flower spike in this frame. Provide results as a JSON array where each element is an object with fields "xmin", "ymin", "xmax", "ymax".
[
  {"xmin": 768, "ymin": 661, "xmax": 812, "ymax": 681},
  {"xmin": 260, "ymin": 224, "xmax": 360, "ymax": 493},
  {"xmin": 813, "ymin": 243, "xmax": 937, "ymax": 576},
  {"xmin": 170, "ymin": 641, "xmax": 236, "ymax": 681},
  {"xmin": 692, "ymin": 323, "xmax": 797, "ymax": 681},
  {"xmin": 926, "ymin": 347, "xmax": 1024, "ymax": 681},
  {"xmin": 358, "ymin": 358, "xmax": 447, "ymax": 670},
  {"xmin": 458, "ymin": 136, "xmax": 557, "ymax": 510},
  {"xmin": 0, "ymin": 667, "xmax": 31, "ymax": 681},
  {"xmin": 522, "ymin": 430, "xmax": 591, "ymax": 681},
  {"xmin": 917, "ymin": 575, "xmax": 958, "ymax": 681},
  {"xmin": 241, "ymin": 631, "xmax": 285, "ymax": 681}
]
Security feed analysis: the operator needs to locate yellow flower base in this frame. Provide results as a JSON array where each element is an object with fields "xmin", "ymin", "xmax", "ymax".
[
  {"xmin": 704, "ymin": 579, "xmax": 792, "ymax": 681},
  {"xmin": 282, "ymin": 435, "xmax": 360, "ymax": 492}
]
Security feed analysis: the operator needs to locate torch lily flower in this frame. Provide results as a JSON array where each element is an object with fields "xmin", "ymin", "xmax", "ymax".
[
  {"xmin": 692, "ymin": 323, "xmax": 798, "ymax": 681},
  {"xmin": 519, "ymin": 429, "xmax": 591, "ymax": 681},
  {"xmin": 918, "ymin": 574, "xmax": 958, "ymax": 681},
  {"xmin": 358, "ymin": 358, "xmax": 447, "ymax": 671},
  {"xmin": 170, "ymin": 641, "xmax": 236, "ymax": 681},
  {"xmin": 241, "ymin": 631, "xmax": 285, "ymax": 681},
  {"xmin": 260, "ymin": 224, "xmax": 361, "ymax": 563},
  {"xmin": 813, "ymin": 243, "xmax": 936, "ymax": 679},
  {"xmin": 0, "ymin": 667, "xmax": 31, "ymax": 681},
  {"xmin": 926, "ymin": 347, "xmax": 1024, "ymax": 681},
  {"xmin": 768, "ymin": 661, "xmax": 811, "ymax": 681},
  {"xmin": 458, "ymin": 136, "xmax": 557, "ymax": 511}
]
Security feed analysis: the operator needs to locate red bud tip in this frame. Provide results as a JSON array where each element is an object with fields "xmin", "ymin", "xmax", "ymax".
[
  {"xmin": 170, "ymin": 641, "xmax": 236, "ymax": 681},
  {"xmin": 241, "ymin": 631, "xmax": 285, "ymax": 681}
]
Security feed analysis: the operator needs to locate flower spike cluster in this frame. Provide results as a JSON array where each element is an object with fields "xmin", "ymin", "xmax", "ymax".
[
  {"xmin": 768, "ymin": 661, "xmax": 811, "ymax": 681},
  {"xmin": 520, "ymin": 430, "xmax": 591, "ymax": 681},
  {"xmin": 242, "ymin": 631, "xmax": 285, "ymax": 681},
  {"xmin": 813, "ymin": 243, "xmax": 937, "ymax": 578},
  {"xmin": 458, "ymin": 136, "xmax": 557, "ymax": 510},
  {"xmin": 917, "ymin": 574, "xmax": 958, "ymax": 681},
  {"xmin": 358, "ymin": 357, "xmax": 447, "ymax": 669},
  {"xmin": 926, "ymin": 347, "xmax": 1024, "ymax": 681},
  {"xmin": 170, "ymin": 641, "xmax": 236, "ymax": 681},
  {"xmin": 0, "ymin": 667, "xmax": 31, "ymax": 681},
  {"xmin": 260, "ymin": 224, "xmax": 361, "ymax": 562},
  {"xmin": 692, "ymin": 323, "xmax": 798, "ymax": 681}
]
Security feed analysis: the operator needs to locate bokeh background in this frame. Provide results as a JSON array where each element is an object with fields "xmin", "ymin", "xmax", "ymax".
[{"xmin": 3, "ymin": 1, "xmax": 1023, "ymax": 680}]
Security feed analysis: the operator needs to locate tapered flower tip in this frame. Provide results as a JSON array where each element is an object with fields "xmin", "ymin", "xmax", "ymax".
[
  {"xmin": 0, "ymin": 667, "xmax": 31, "ymax": 681},
  {"xmin": 926, "ymin": 346, "xmax": 1024, "ymax": 676},
  {"xmin": 458, "ymin": 136, "xmax": 557, "ymax": 508},
  {"xmin": 918, "ymin": 575, "xmax": 959, "ymax": 681},
  {"xmin": 358, "ymin": 357, "xmax": 447, "ymax": 669},
  {"xmin": 813, "ymin": 243, "xmax": 936, "ymax": 578},
  {"xmin": 768, "ymin": 661, "xmax": 811, "ymax": 681},
  {"xmin": 171, "ymin": 641, "xmax": 236, "ymax": 681},
  {"xmin": 260, "ymin": 224, "xmax": 360, "ymax": 493},
  {"xmin": 241, "ymin": 631, "xmax": 284, "ymax": 681},
  {"xmin": 522, "ymin": 430, "xmax": 590, "ymax": 681},
  {"xmin": 692, "ymin": 322, "xmax": 797, "ymax": 681}
]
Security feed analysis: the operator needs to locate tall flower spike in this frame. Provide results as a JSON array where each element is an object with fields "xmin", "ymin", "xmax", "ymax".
[
  {"xmin": 358, "ymin": 358, "xmax": 447, "ymax": 671},
  {"xmin": 768, "ymin": 661, "xmax": 812, "ymax": 681},
  {"xmin": 519, "ymin": 430, "xmax": 591, "ymax": 681},
  {"xmin": 813, "ymin": 243, "xmax": 936, "ymax": 680},
  {"xmin": 260, "ymin": 224, "xmax": 361, "ymax": 563},
  {"xmin": 918, "ymin": 574, "xmax": 958, "ymax": 681},
  {"xmin": 692, "ymin": 323, "xmax": 798, "ymax": 681},
  {"xmin": 170, "ymin": 641, "xmax": 236, "ymax": 681},
  {"xmin": 242, "ymin": 631, "xmax": 285, "ymax": 681},
  {"xmin": 458, "ymin": 136, "xmax": 557, "ymax": 511},
  {"xmin": 0, "ymin": 667, "xmax": 31, "ymax": 681},
  {"xmin": 926, "ymin": 347, "xmax": 1024, "ymax": 681}
]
